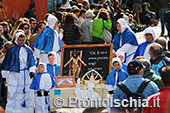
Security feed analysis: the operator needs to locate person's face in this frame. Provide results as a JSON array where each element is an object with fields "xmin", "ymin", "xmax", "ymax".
[
  {"xmin": 48, "ymin": 55, "xmax": 55, "ymax": 65},
  {"xmin": 113, "ymin": 62, "xmax": 121, "ymax": 71},
  {"xmin": 23, "ymin": 25, "xmax": 29, "ymax": 34},
  {"xmin": 17, "ymin": 37, "xmax": 25, "ymax": 46},
  {"xmin": 117, "ymin": 23, "xmax": 121, "ymax": 32},
  {"xmin": 38, "ymin": 24, "xmax": 46, "ymax": 32},
  {"xmin": 3, "ymin": 24, "xmax": 9, "ymax": 32},
  {"xmin": 38, "ymin": 64, "xmax": 45, "ymax": 73},
  {"xmin": 145, "ymin": 33, "xmax": 154, "ymax": 43},
  {"xmin": 118, "ymin": 56, "xmax": 124, "ymax": 62},
  {"xmin": 0, "ymin": 27, "xmax": 3, "ymax": 36},
  {"xmin": 31, "ymin": 20, "xmax": 37, "ymax": 29}
]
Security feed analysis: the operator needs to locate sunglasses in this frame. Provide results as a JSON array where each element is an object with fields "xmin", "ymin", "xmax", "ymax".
[
  {"xmin": 32, "ymin": 23, "xmax": 37, "ymax": 25},
  {"xmin": 0, "ymin": 29, "xmax": 3, "ymax": 31},
  {"xmin": 24, "ymin": 27, "xmax": 29, "ymax": 30}
]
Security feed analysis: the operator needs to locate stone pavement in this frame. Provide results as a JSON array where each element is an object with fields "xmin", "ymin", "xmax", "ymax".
[{"xmin": 54, "ymin": 21, "xmax": 168, "ymax": 113}]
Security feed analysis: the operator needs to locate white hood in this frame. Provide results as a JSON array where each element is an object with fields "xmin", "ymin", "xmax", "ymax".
[
  {"xmin": 117, "ymin": 18, "xmax": 130, "ymax": 33},
  {"xmin": 143, "ymin": 27, "xmax": 156, "ymax": 40},
  {"xmin": 47, "ymin": 14, "xmax": 58, "ymax": 29},
  {"xmin": 14, "ymin": 30, "xmax": 26, "ymax": 45}
]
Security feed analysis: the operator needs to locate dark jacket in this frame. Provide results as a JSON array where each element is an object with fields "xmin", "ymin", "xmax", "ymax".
[
  {"xmin": 150, "ymin": 56, "xmax": 170, "ymax": 76},
  {"xmin": 143, "ymin": 71, "xmax": 163, "ymax": 89},
  {"xmin": 61, "ymin": 21, "xmax": 80, "ymax": 45},
  {"xmin": 24, "ymin": 9, "xmax": 37, "ymax": 20}
]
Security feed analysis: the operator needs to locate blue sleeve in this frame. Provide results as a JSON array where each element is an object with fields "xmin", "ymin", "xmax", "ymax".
[
  {"xmin": 105, "ymin": 71, "xmax": 115, "ymax": 85},
  {"xmin": 55, "ymin": 65, "xmax": 61, "ymax": 76}
]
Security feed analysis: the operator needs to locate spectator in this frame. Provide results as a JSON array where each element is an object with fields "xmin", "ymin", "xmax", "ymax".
[
  {"xmin": 61, "ymin": 13, "xmax": 80, "ymax": 45},
  {"xmin": 73, "ymin": 8, "xmax": 81, "ymax": 27},
  {"xmin": 56, "ymin": 3, "xmax": 63, "ymax": 11},
  {"xmin": 18, "ymin": 22, "xmax": 31, "ymax": 45},
  {"xmin": 157, "ymin": 0, "xmax": 170, "ymax": 36},
  {"xmin": 91, "ymin": 8, "xmax": 112, "ymax": 44},
  {"xmin": 0, "ymin": 25, "xmax": 6, "ymax": 50},
  {"xmin": 80, "ymin": 10, "xmax": 93, "ymax": 44},
  {"xmin": 11, "ymin": 13, "xmax": 19, "ymax": 26},
  {"xmin": 29, "ymin": 21, "xmax": 46, "ymax": 51},
  {"xmin": 133, "ymin": 27, "xmax": 156, "ymax": 60},
  {"xmin": 140, "ymin": 2, "xmax": 156, "ymax": 26},
  {"xmin": 29, "ymin": 17, "xmax": 37, "ymax": 35},
  {"xmin": 111, "ymin": 60, "xmax": 159, "ymax": 112},
  {"xmin": 143, "ymin": 66, "xmax": 170, "ymax": 113},
  {"xmin": 0, "ymin": 21, "xmax": 11, "ymax": 41},
  {"xmin": 78, "ymin": 9, "xmax": 86, "ymax": 26},
  {"xmin": 112, "ymin": 18, "xmax": 138, "ymax": 64},
  {"xmin": 155, "ymin": 37, "xmax": 170, "ymax": 58},
  {"xmin": 82, "ymin": 1, "xmax": 90, "ymax": 10},
  {"xmin": 132, "ymin": 0, "xmax": 143, "ymax": 24},
  {"xmin": 149, "ymin": 43, "xmax": 170, "ymax": 76},
  {"xmin": 139, "ymin": 59, "xmax": 163, "ymax": 89},
  {"xmin": 24, "ymin": 2, "xmax": 37, "ymax": 20}
]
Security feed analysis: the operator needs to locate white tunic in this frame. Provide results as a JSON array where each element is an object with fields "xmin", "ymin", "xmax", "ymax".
[{"xmin": 3, "ymin": 47, "xmax": 36, "ymax": 113}]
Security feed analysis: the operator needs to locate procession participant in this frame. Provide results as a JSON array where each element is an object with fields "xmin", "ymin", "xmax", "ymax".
[
  {"xmin": 1, "ymin": 31, "xmax": 37, "ymax": 113},
  {"xmin": 133, "ymin": 27, "xmax": 156, "ymax": 60},
  {"xmin": 32, "ymin": 14, "xmax": 63, "ymax": 64},
  {"xmin": 112, "ymin": 18, "xmax": 138, "ymax": 64}
]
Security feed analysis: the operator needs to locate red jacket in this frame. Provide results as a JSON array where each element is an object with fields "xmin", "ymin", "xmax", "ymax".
[{"xmin": 143, "ymin": 87, "xmax": 170, "ymax": 113}]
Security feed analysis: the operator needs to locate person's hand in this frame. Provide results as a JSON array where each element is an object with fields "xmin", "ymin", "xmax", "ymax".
[
  {"xmin": 112, "ymin": 53, "xmax": 117, "ymax": 58},
  {"xmin": 37, "ymin": 90, "xmax": 42, "ymax": 96},
  {"xmin": 44, "ymin": 90, "xmax": 49, "ymax": 96},
  {"xmin": 29, "ymin": 72, "xmax": 35, "ymax": 79}
]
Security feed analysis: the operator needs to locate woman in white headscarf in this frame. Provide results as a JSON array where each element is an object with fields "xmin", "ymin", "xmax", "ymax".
[
  {"xmin": 112, "ymin": 18, "xmax": 138, "ymax": 64},
  {"xmin": 2, "ymin": 31, "xmax": 37, "ymax": 113},
  {"xmin": 32, "ymin": 14, "xmax": 63, "ymax": 64},
  {"xmin": 133, "ymin": 27, "xmax": 156, "ymax": 60}
]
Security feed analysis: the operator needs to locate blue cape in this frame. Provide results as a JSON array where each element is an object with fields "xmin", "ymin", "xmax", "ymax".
[
  {"xmin": 133, "ymin": 41, "xmax": 154, "ymax": 59},
  {"xmin": 32, "ymin": 26, "xmax": 63, "ymax": 53},
  {"xmin": 105, "ymin": 69, "xmax": 129, "ymax": 85},
  {"xmin": 112, "ymin": 28, "xmax": 138, "ymax": 51},
  {"xmin": 2, "ymin": 44, "xmax": 37, "ymax": 72},
  {"xmin": 47, "ymin": 64, "xmax": 60, "ymax": 78},
  {"xmin": 30, "ymin": 72, "xmax": 56, "ymax": 90}
]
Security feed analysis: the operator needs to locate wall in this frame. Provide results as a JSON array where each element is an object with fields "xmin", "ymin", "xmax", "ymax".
[{"xmin": 3, "ymin": 0, "xmax": 48, "ymax": 22}]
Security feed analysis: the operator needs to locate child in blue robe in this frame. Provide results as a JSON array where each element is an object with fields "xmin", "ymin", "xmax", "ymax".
[
  {"xmin": 30, "ymin": 62, "xmax": 56, "ymax": 113},
  {"xmin": 105, "ymin": 57, "xmax": 129, "ymax": 112},
  {"xmin": 105, "ymin": 57, "xmax": 129, "ymax": 92},
  {"xmin": 117, "ymin": 51, "xmax": 127, "ymax": 72},
  {"xmin": 47, "ymin": 51, "xmax": 60, "ymax": 78}
]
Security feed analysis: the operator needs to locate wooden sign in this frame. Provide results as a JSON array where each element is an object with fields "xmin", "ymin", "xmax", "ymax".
[{"xmin": 60, "ymin": 44, "xmax": 113, "ymax": 81}]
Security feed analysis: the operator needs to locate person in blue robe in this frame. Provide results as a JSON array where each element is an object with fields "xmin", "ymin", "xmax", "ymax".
[
  {"xmin": 112, "ymin": 18, "xmax": 138, "ymax": 64},
  {"xmin": 133, "ymin": 27, "xmax": 156, "ymax": 60},
  {"xmin": 105, "ymin": 57, "xmax": 129, "ymax": 91},
  {"xmin": 30, "ymin": 62, "xmax": 56, "ymax": 113},
  {"xmin": 32, "ymin": 14, "xmax": 63, "ymax": 64},
  {"xmin": 1, "ymin": 31, "xmax": 37, "ymax": 113}
]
